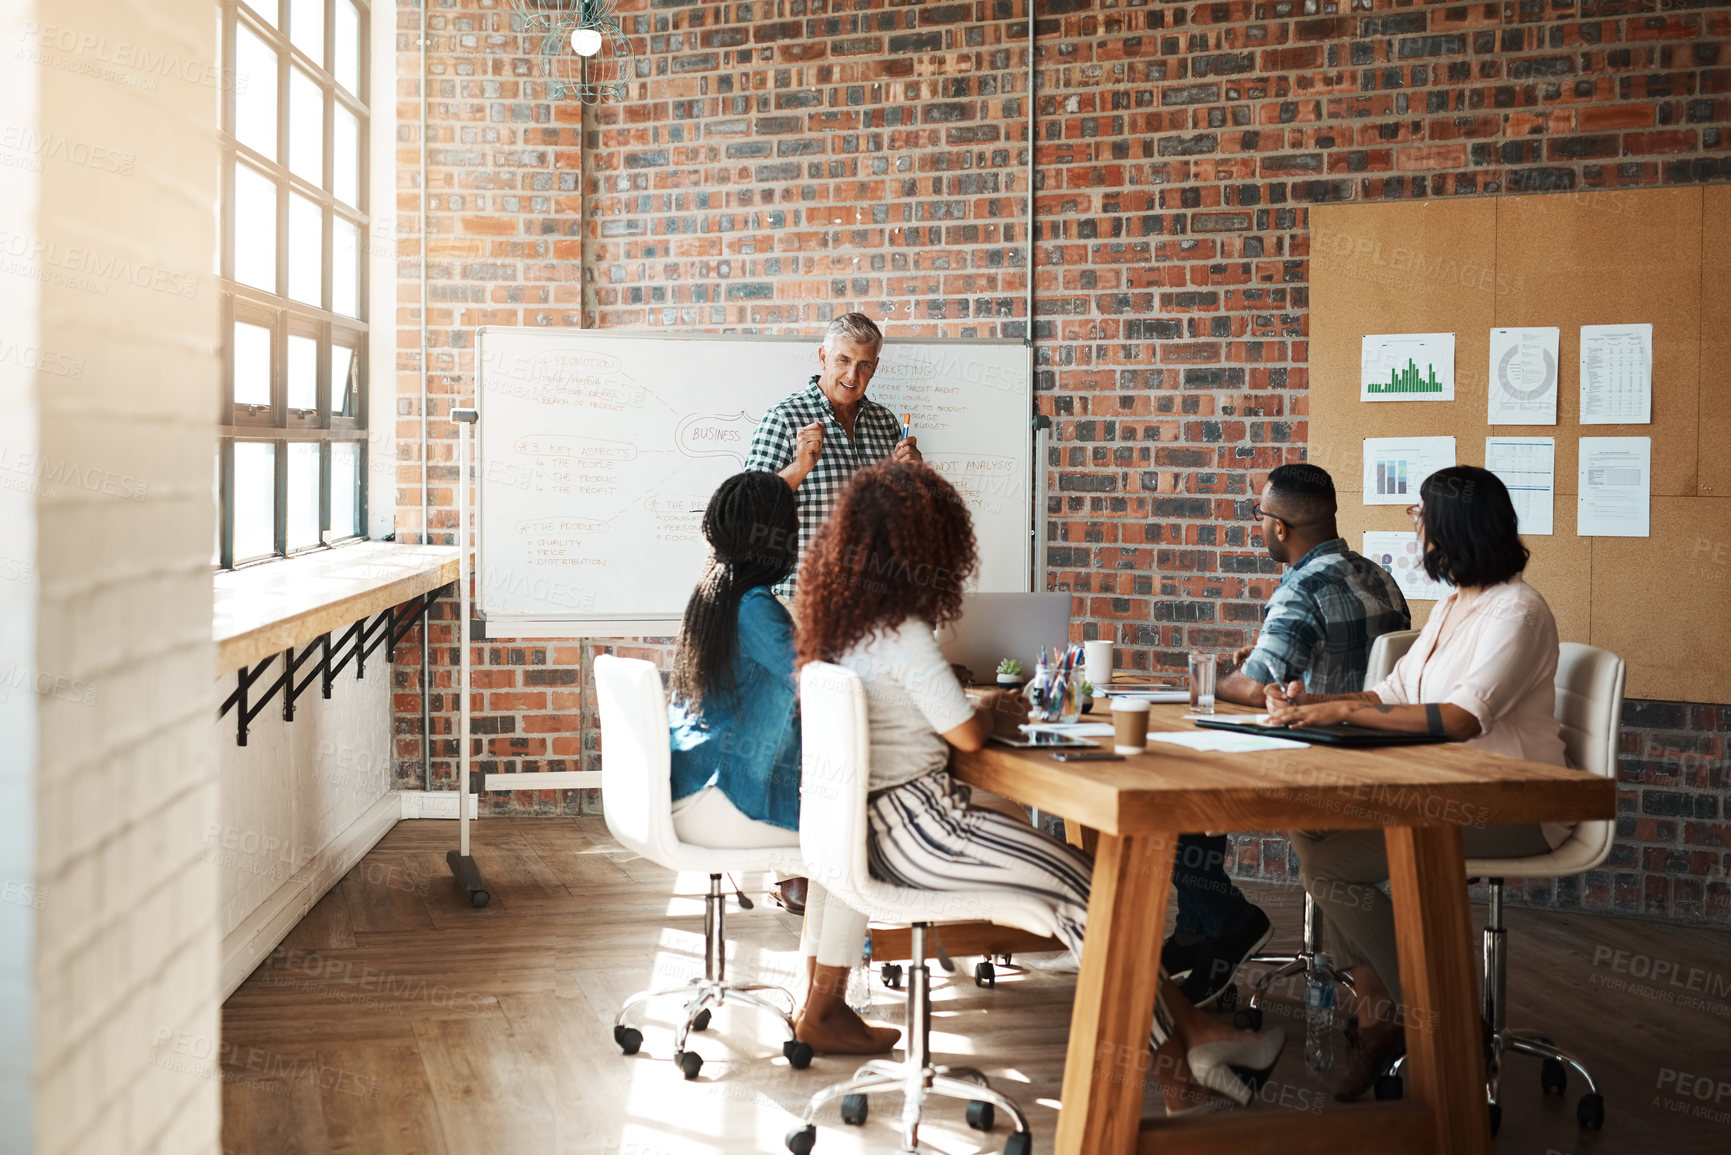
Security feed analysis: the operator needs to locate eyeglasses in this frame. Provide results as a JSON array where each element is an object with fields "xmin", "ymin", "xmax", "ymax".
[
  {"xmin": 1406, "ymin": 503, "xmax": 1424, "ymax": 524},
  {"xmin": 1250, "ymin": 502, "xmax": 1290, "ymax": 527}
]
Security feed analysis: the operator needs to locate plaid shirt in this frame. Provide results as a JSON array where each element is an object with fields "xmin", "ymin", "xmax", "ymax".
[
  {"xmin": 745, "ymin": 378, "xmax": 903, "ymax": 596},
  {"xmin": 1241, "ymin": 538, "xmax": 1412, "ymax": 695}
]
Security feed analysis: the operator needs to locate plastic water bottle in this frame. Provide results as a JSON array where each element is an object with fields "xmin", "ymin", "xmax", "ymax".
[
  {"xmin": 1305, "ymin": 952, "xmax": 1336, "ymax": 1073},
  {"xmin": 848, "ymin": 934, "xmax": 874, "ymax": 1015}
]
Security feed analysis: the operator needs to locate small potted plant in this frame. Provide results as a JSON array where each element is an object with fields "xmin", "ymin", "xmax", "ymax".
[
  {"xmin": 995, "ymin": 658, "xmax": 1024, "ymax": 689},
  {"xmin": 1078, "ymin": 678, "xmax": 1095, "ymax": 713}
]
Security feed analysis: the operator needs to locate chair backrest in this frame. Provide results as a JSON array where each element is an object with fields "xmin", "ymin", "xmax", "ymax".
[
  {"xmin": 1553, "ymin": 642, "xmax": 1626, "ymax": 780},
  {"xmin": 796, "ymin": 662, "xmax": 878, "ymax": 917},
  {"xmin": 1363, "ymin": 628, "xmax": 1421, "ymax": 692},
  {"xmin": 1465, "ymin": 642, "xmax": 1625, "ymax": 877},
  {"xmin": 592, "ymin": 653, "xmax": 679, "ymax": 866},
  {"xmin": 1541, "ymin": 642, "xmax": 1625, "ymax": 870}
]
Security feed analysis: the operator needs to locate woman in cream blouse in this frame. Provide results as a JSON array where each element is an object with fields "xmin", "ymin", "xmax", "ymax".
[{"xmin": 1264, "ymin": 465, "xmax": 1567, "ymax": 1102}]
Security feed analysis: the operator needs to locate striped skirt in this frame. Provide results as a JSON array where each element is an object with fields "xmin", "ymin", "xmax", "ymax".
[{"xmin": 863, "ymin": 768, "xmax": 1094, "ymax": 960}]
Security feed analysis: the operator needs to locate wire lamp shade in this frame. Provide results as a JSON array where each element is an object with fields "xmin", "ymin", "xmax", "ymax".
[{"xmin": 512, "ymin": 0, "xmax": 633, "ymax": 104}]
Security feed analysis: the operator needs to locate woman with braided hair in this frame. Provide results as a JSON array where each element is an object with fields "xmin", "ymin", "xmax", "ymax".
[{"xmin": 668, "ymin": 469, "xmax": 900, "ymax": 1055}]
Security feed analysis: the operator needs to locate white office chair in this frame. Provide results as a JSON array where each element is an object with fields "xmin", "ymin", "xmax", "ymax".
[
  {"xmin": 785, "ymin": 662, "xmax": 1038, "ymax": 1155},
  {"xmin": 593, "ymin": 654, "xmax": 814, "ymax": 1079},
  {"xmin": 1465, "ymin": 641, "xmax": 1622, "ymax": 1133},
  {"xmin": 1235, "ymin": 629, "xmax": 1422, "ymax": 1024}
]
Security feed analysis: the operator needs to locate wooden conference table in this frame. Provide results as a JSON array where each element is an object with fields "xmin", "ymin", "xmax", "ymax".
[{"xmin": 949, "ymin": 702, "xmax": 1616, "ymax": 1155}]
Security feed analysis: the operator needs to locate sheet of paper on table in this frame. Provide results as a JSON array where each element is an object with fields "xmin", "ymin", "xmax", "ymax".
[{"xmin": 1149, "ymin": 730, "xmax": 1308, "ymax": 753}]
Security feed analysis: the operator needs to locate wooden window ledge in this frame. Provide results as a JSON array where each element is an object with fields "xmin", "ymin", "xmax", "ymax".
[{"xmin": 214, "ymin": 543, "xmax": 460, "ymax": 675}]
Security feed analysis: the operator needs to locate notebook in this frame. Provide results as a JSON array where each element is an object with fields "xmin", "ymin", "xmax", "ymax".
[{"xmin": 1190, "ymin": 715, "xmax": 1452, "ymax": 748}]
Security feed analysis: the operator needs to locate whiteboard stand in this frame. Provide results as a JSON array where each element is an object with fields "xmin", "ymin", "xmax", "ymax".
[
  {"xmin": 445, "ymin": 407, "xmax": 609, "ymax": 910},
  {"xmin": 446, "ymin": 407, "xmax": 490, "ymax": 908}
]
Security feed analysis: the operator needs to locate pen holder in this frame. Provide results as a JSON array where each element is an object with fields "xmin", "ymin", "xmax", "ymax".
[{"xmin": 1026, "ymin": 646, "xmax": 1086, "ymax": 724}]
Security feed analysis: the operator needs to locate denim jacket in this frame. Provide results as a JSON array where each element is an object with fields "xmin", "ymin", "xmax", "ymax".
[{"xmin": 667, "ymin": 587, "xmax": 801, "ymax": 830}]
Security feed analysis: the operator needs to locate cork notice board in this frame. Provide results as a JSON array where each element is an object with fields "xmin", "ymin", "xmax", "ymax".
[{"xmin": 1309, "ymin": 189, "xmax": 1730, "ymax": 705}]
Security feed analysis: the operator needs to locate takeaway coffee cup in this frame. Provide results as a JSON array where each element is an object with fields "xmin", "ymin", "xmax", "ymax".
[{"xmin": 1111, "ymin": 697, "xmax": 1150, "ymax": 755}]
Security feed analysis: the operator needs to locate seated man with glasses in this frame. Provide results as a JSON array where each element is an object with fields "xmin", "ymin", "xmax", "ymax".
[{"xmin": 1163, "ymin": 463, "xmax": 1413, "ymax": 1007}]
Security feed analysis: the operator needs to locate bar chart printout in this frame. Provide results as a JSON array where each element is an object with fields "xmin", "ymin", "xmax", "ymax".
[
  {"xmin": 1361, "ymin": 333, "xmax": 1457, "ymax": 401},
  {"xmin": 1361, "ymin": 436, "xmax": 1456, "ymax": 506},
  {"xmin": 1374, "ymin": 458, "xmax": 1410, "ymax": 496}
]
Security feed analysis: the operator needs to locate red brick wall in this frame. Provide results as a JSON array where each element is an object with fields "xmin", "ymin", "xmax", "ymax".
[{"xmin": 393, "ymin": 0, "xmax": 1730, "ymax": 921}]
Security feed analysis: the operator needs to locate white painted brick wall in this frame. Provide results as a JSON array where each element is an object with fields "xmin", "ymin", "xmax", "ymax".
[{"xmin": 17, "ymin": 0, "xmax": 223, "ymax": 1151}]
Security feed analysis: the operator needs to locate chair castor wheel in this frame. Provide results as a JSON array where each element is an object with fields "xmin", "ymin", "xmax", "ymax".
[
  {"xmin": 613, "ymin": 1025, "xmax": 643, "ymax": 1055},
  {"xmin": 1215, "ymin": 983, "xmax": 1238, "ymax": 1011},
  {"xmin": 784, "ymin": 1124, "xmax": 817, "ymax": 1154},
  {"xmin": 1489, "ymin": 1101, "xmax": 1502, "ymax": 1137},
  {"xmin": 881, "ymin": 963, "xmax": 902, "ymax": 989},
  {"xmin": 1232, "ymin": 1006, "xmax": 1262, "ymax": 1032},
  {"xmin": 975, "ymin": 960, "xmax": 996, "ymax": 989},
  {"xmin": 673, "ymin": 1049, "xmax": 702, "ymax": 1080},
  {"xmin": 840, "ymin": 1093, "xmax": 868, "ymax": 1125},
  {"xmin": 1577, "ymin": 1092, "xmax": 1605, "ymax": 1131},
  {"xmin": 690, "ymin": 1008, "xmax": 712, "ymax": 1032},
  {"xmin": 1003, "ymin": 1131, "xmax": 1033, "ymax": 1155},
  {"xmin": 783, "ymin": 1039, "xmax": 813, "ymax": 1070},
  {"xmin": 1541, "ymin": 1057, "xmax": 1567, "ymax": 1095},
  {"xmin": 966, "ymin": 1100, "xmax": 996, "ymax": 1131},
  {"xmin": 1373, "ymin": 1073, "xmax": 1403, "ymax": 1101}
]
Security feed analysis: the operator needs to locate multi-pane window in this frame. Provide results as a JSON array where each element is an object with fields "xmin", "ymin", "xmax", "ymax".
[{"xmin": 218, "ymin": 0, "xmax": 368, "ymax": 567}]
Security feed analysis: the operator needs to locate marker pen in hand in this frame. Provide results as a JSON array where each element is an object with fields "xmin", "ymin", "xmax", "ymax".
[{"xmin": 901, "ymin": 412, "xmax": 912, "ymax": 442}]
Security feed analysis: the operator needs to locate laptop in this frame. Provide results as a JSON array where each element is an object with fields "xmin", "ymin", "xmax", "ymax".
[
  {"xmin": 1192, "ymin": 715, "xmax": 1452, "ymax": 748},
  {"xmin": 935, "ymin": 592, "xmax": 1072, "ymax": 686}
]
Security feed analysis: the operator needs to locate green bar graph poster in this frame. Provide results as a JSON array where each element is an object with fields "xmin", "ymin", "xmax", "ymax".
[{"xmin": 1360, "ymin": 332, "xmax": 1455, "ymax": 402}]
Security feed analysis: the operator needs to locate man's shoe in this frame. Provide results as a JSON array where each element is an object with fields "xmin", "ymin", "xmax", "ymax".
[
  {"xmin": 769, "ymin": 876, "xmax": 808, "ymax": 915},
  {"xmin": 1160, "ymin": 933, "xmax": 1207, "ymax": 981},
  {"xmin": 1178, "ymin": 905, "xmax": 1273, "ymax": 1008}
]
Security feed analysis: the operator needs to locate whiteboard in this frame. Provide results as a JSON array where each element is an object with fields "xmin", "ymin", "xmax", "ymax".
[{"xmin": 474, "ymin": 329, "xmax": 1033, "ymax": 634}]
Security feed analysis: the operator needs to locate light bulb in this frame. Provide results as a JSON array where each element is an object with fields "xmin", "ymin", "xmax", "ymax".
[{"xmin": 571, "ymin": 27, "xmax": 603, "ymax": 57}]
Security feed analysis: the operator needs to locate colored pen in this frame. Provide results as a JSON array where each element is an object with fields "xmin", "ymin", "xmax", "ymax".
[{"xmin": 901, "ymin": 412, "xmax": 912, "ymax": 442}]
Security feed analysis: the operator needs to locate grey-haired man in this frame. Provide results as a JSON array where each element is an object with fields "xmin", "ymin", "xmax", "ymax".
[
  {"xmin": 741, "ymin": 312, "xmax": 921, "ymax": 916},
  {"xmin": 744, "ymin": 312, "xmax": 922, "ymax": 599}
]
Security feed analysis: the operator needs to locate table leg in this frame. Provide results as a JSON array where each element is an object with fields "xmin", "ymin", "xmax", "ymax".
[
  {"xmin": 1063, "ymin": 818, "xmax": 1100, "ymax": 856},
  {"xmin": 1385, "ymin": 825, "xmax": 1492, "ymax": 1155},
  {"xmin": 1055, "ymin": 832, "xmax": 1171, "ymax": 1155}
]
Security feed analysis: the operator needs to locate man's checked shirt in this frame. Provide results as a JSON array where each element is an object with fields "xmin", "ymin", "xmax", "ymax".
[
  {"xmin": 744, "ymin": 378, "xmax": 903, "ymax": 596},
  {"xmin": 1241, "ymin": 538, "xmax": 1413, "ymax": 695}
]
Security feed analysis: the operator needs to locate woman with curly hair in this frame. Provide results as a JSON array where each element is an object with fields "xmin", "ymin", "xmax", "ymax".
[
  {"xmin": 668, "ymin": 470, "xmax": 900, "ymax": 1056},
  {"xmin": 797, "ymin": 462, "xmax": 1285, "ymax": 1114}
]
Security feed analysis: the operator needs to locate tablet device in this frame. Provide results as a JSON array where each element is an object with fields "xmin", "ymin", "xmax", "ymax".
[{"xmin": 989, "ymin": 730, "xmax": 1101, "ymax": 749}]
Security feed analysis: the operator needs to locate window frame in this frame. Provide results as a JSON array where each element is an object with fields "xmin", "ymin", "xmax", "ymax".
[{"xmin": 218, "ymin": 0, "xmax": 371, "ymax": 569}]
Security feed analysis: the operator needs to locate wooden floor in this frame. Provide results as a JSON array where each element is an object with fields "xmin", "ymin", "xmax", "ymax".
[{"xmin": 221, "ymin": 819, "xmax": 1731, "ymax": 1155}]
